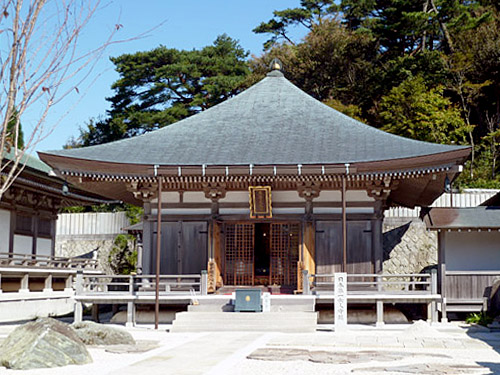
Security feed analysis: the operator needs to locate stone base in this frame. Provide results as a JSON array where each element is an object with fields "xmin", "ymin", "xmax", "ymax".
[{"xmin": 318, "ymin": 306, "xmax": 409, "ymax": 324}]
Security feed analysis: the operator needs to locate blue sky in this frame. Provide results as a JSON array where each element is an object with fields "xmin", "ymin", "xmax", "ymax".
[{"xmin": 34, "ymin": 0, "xmax": 305, "ymax": 153}]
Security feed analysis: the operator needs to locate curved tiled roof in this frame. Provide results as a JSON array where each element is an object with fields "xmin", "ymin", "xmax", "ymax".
[{"xmin": 40, "ymin": 71, "xmax": 469, "ymax": 166}]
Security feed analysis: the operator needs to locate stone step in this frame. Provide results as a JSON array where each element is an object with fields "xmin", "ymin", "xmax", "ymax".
[
  {"xmin": 171, "ymin": 312, "xmax": 318, "ymax": 333},
  {"xmin": 170, "ymin": 325, "xmax": 317, "ymax": 333},
  {"xmin": 174, "ymin": 311, "xmax": 317, "ymax": 321},
  {"xmin": 188, "ymin": 296, "xmax": 315, "ymax": 312}
]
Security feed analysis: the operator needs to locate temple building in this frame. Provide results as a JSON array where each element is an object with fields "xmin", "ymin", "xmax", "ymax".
[
  {"xmin": 1, "ymin": 151, "xmax": 108, "ymax": 258},
  {"xmin": 39, "ymin": 66, "xmax": 470, "ymax": 293}
]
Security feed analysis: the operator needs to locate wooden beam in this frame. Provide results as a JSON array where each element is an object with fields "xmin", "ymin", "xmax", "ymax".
[
  {"xmin": 155, "ymin": 177, "xmax": 162, "ymax": 330},
  {"xmin": 159, "ymin": 201, "xmax": 377, "ymax": 209}
]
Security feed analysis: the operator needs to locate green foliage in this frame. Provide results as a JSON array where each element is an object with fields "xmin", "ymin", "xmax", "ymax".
[
  {"xmin": 323, "ymin": 99, "xmax": 365, "ymax": 122},
  {"xmin": 253, "ymin": 0, "xmax": 338, "ymax": 48},
  {"xmin": 124, "ymin": 204, "xmax": 143, "ymax": 225},
  {"xmin": 74, "ymin": 35, "xmax": 250, "ymax": 147},
  {"xmin": 251, "ymin": 19, "xmax": 377, "ymax": 106},
  {"xmin": 59, "ymin": 203, "xmax": 143, "ymax": 225},
  {"xmin": 252, "ymin": 0, "xmax": 500, "ymax": 187},
  {"xmin": 64, "ymin": 1, "xmax": 500, "ymax": 189},
  {"xmin": 465, "ymin": 312, "xmax": 494, "ymax": 326},
  {"xmin": 108, "ymin": 234, "xmax": 137, "ymax": 275},
  {"xmin": 59, "ymin": 206, "xmax": 86, "ymax": 213},
  {"xmin": 379, "ymin": 76, "xmax": 469, "ymax": 144}
]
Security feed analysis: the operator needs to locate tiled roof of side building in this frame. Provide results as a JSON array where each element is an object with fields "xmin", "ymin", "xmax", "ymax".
[
  {"xmin": 39, "ymin": 70, "xmax": 469, "ymax": 166},
  {"xmin": 424, "ymin": 206, "xmax": 500, "ymax": 229},
  {"xmin": 4, "ymin": 149, "xmax": 52, "ymax": 174}
]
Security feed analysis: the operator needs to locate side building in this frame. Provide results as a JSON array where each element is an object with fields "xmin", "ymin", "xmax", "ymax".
[
  {"xmin": 0, "ymin": 152, "xmax": 109, "ymax": 322},
  {"xmin": 1, "ymin": 151, "xmax": 109, "ymax": 258}
]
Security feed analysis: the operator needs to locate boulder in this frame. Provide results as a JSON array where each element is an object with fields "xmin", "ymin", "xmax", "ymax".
[
  {"xmin": 488, "ymin": 278, "xmax": 500, "ymax": 315},
  {"xmin": 72, "ymin": 321, "xmax": 135, "ymax": 345},
  {"xmin": 0, "ymin": 318, "xmax": 91, "ymax": 370}
]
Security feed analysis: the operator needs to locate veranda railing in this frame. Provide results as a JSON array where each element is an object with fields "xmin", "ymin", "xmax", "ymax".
[
  {"xmin": 0, "ymin": 252, "xmax": 99, "ymax": 270},
  {"xmin": 76, "ymin": 272, "xmax": 208, "ymax": 296},
  {"xmin": 302, "ymin": 270, "xmax": 438, "ymax": 296}
]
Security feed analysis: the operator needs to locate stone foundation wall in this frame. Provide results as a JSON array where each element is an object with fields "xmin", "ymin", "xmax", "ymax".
[
  {"xmin": 55, "ymin": 235, "xmax": 116, "ymax": 275},
  {"xmin": 382, "ymin": 218, "xmax": 437, "ymax": 274}
]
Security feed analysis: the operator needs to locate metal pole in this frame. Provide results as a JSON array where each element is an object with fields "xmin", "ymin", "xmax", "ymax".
[
  {"xmin": 155, "ymin": 177, "xmax": 162, "ymax": 329},
  {"xmin": 341, "ymin": 175, "xmax": 347, "ymax": 273}
]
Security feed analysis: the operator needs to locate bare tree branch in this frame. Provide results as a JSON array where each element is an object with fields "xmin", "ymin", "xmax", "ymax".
[{"xmin": 0, "ymin": 0, "xmax": 162, "ymax": 201}]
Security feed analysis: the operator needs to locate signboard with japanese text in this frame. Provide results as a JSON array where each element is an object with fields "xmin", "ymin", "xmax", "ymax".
[{"xmin": 334, "ymin": 272, "xmax": 348, "ymax": 330}]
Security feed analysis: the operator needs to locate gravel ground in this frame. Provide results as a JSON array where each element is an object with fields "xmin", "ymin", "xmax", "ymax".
[{"xmin": 0, "ymin": 322, "xmax": 499, "ymax": 375}]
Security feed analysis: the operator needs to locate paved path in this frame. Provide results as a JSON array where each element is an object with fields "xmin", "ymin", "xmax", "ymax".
[
  {"xmin": 0, "ymin": 323, "xmax": 499, "ymax": 374},
  {"xmin": 108, "ymin": 332, "xmax": 274, "ymax": 375}
]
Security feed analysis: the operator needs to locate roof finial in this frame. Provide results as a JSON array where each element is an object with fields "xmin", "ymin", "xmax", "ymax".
[
  {"xmin": 267, "ymin": 58, "xmax": 284, "ymax": 77},
  {"xmin": 269, "ymin": 58, "xmax": 283, "ymax": 72}
]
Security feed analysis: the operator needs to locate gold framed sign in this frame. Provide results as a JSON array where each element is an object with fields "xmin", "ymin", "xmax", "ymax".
[{"xmin": 249, "ymin": 186, "xmax": 272, "ymax": 219}]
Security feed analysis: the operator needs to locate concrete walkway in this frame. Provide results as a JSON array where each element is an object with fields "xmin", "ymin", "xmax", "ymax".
[{"xmin": 0, "ymin": 322, "xmax": 499, "ymax": 374}]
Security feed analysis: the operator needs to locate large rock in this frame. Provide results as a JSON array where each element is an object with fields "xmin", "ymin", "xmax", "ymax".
[
  {"xmin": 0, "ymin": 318, "xmax": 91, "ymax": 370},
  {"xmin": 488, "ymin": 278, "xmax": 500, "ymax": 315},
  {"xmin": 72, "ymin": 321, "xmax": 135, "ymax": 345}
]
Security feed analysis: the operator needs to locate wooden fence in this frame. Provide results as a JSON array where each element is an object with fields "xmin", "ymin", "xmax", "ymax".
[
  {"xmin": 385, "ymin": 189, "xmax": 499, "ymax": 218},
  {"xmin": 445, "ymin": 270, "xmax": 500, "ymax": 303},
  {"xmin": 56, "ymin": 211, "xmax": 129, "ymax": 236}
]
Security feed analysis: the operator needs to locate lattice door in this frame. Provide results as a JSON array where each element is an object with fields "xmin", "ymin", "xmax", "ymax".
[
  {"xmin": 224, "ymin": 223, "xmax": 254, "ymax": 286},
  {"xmin": 270, "ymin": 223, "xmax": 300, "ymax": 286}
]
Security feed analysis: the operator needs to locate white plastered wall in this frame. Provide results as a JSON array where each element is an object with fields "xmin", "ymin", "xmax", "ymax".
[
  {"xmin": 36, "ymin": 238, "xmax": 52, "ymax": 257},
  {"xmin": 13, "ymin": 235, "xmax": 32, "ymax": 255},
  {"xmin": 445, "ymin": 231, "xmax": 500, "ymax": 271},
  {"xmin": 0, "ymin": 209, "xmax": 10, "ymax": 253},
  {"xmin": 150, "ymin": 189, "xmax": 375, "ymax": 216}
]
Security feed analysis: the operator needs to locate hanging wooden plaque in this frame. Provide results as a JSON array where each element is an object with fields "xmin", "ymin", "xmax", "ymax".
[{"xmin": 249, "ymin": 186, "xmax": 272, "ymax": 218}]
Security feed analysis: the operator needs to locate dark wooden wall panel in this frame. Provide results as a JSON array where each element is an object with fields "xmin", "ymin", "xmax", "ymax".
[
  {"xmin": 152, "ymin": 221, "xmax": 208, "ymax": 275},
  {"xmin": 181, "ymin": 222, "xmax": 208, "ymax": 274},
  {"xmin": 346, "ymin": 221, "xmax": 372, "ymax": 274},
  {"xmin": 315, "ymin": 220, "xmax": 373, "ymax": 274},
  {"xmin": 315, "ymin": 221, "xmax": 342, "ymax": 275}
]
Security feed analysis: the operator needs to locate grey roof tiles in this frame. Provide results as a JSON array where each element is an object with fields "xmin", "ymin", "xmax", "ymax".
[{"xmin": 42, "ymin": 71, "xmax": 468, "ymax": 166}]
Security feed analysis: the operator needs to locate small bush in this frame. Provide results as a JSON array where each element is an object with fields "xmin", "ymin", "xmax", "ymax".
[
  {"xmin": 465, "ymin": 312, "xmax": 494, "ymax": 326},
  {"xmin": 108, "ymin": 234, "xmax": 137, "ymax": 275}
]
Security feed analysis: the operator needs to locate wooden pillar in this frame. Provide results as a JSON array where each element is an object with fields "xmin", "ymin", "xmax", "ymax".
[
  {"xmin": 143, "ymin": 203, "xmax": 152, "ymax": 274},
  {"xmin": 74, "ymin": 271, "xmax": 83, "ymax": 324},
  {"xmin": 341, "ymin": 175, "xmax": 347, "ymax": 273},
  {"xmin": 126, "ymin": 275, "xmax": 135, "ymax": 327},
  {"xmin": 214, "ymin": 221, "xmax": 224, "ymax": 287},
  {"xmin": 9, "ymin": 210, "xmax": 15, "ymax": 253},
  {"xmin": 438, "ymin": 231, "xmax": 447, "ymax": 322},
  {"xmin": 372, "ymin": 200, "xmax": 384, "ymax": 273},
  {"xmin": 32, "ymin": 213, "xmax": 38, "ymax": 256},
  {"xmin": 20, "ymin": 273, "xmax": 29, "ymax": 293},
  {"xmin": 201, "ymin": 270, "xmax": 208, "ymax": 295},
  {"xmin": 64, "ymin": 275, "xmax": 73, "ymax": 292},
  {"xmin": 302, "ymin": 222, "xmax": 315, "ymax": 276},
  {"xmin": 92, "ymin": 304, "xmax": 100, "ymax": 323},
  {"xmin": 43, "ymin": 274, "xmax": 53, "ymax": 293},
  {"xmin": 155, "ymin": 177, "xmax": 162, "ymax": 330},
  {"xmin": 51, "ymin": 213, "xmax": 56, "ymax": 257},
  {"xmin": 376, "ymin": 300, "xmax": 384, "ymax": 327}
]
